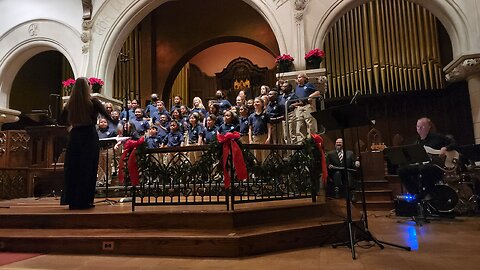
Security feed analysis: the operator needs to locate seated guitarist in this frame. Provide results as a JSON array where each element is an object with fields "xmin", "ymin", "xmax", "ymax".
[{"xmin": 398, "ymin": 117, "xmax": 454, "ymax": 199}]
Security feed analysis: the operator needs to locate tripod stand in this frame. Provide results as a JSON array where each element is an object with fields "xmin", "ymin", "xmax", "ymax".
[
  {"xmin": 96, "ymin": 138, "xmax": 119, "ymax": 205},
  {"xmin": 313, "ymin": 104, "xmax": 411, "ymax": 259}
]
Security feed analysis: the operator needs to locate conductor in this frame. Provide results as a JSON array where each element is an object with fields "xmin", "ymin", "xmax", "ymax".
[{"xmin": 58, "ymin": 77, "xmax": 113, "ymax": 210}]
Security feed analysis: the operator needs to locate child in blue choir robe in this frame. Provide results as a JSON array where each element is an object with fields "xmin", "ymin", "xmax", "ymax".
[
  {"xmin": 161, "ymin": 120, "xmax": 184, "ymax": 164},
  {"xmin": 218, "ymin": 110, "xmax": 239, "ymax": 135},
  {"xmin": 248, "ymin": 97, "xmax": 272, "ymax": 163},
  {"xmin": 129, "ymin": 108, "xmax": 150, "ymax": 138},
  {"xmin": 161, "ymin": 120, "xmax": 184, "ymax": 147},
  {"xmin": 187, "ymin": 112, "xmax": 204, "ymax": 163},
  {"xmin": 204, "ymin": 114, "xmax": 218, "ymax": 144},
  {"xmin": 145, "ymin": 126, "xmax": 159, "ymax": 149},
  {"xmin": 154, "ymin": 114, "xmax": 170, "ymax": 143},
  {"xmin": 97, "ymin": 118, "xmax": 117, "ymax": 139},
  {"xmin": 238, "ymin": 105, "xmax": 250, "ymax": 144}
]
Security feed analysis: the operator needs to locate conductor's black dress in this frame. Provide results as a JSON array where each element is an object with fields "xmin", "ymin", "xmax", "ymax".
[{"xmin": 59, "ymin": 98, "xmax": 112, "ymax": 209}]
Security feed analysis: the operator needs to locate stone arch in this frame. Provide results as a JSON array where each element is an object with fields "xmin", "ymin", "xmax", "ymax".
[
  {"xmin": 90, "ymin": 0, "xmax": 288, "ymax": 97},
  {"xmin": 0, "ymin": 19, "xmax": 82, "ymax": 108},
  {"xmin": 162, "ymin": 36, "xmax": 276, "ymax": 101},
  {"xmin": 310, "ymin": 0, "xmax": 468, "ymax": 60}
]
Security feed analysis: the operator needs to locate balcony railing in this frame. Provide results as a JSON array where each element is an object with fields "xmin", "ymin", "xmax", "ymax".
[{"xmin": 130, "ymin": 141, "xmax": 323, "ymax": 211}]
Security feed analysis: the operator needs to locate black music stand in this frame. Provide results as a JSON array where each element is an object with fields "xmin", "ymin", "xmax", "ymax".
[
  {"xmin": 384, "ymin": 144, "xmax": 431, "ymax": 166},
  {"xmin": 97, "ymin": 137, "xmax": 119, "ymax": 205},
  {"xmin": 312, "ymin": 104, "xmax": 410, "ymax": 259}
]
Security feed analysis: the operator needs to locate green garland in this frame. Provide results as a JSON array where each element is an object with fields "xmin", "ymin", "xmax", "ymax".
[{"xmin": 127, "ymin": 137, "xmax": 323, "ymax": 186}]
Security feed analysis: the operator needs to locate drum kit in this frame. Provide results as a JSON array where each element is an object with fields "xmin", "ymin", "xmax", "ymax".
[{"xmin": 429, "ymin": 166, "xmax": 480, "ymax": 215}]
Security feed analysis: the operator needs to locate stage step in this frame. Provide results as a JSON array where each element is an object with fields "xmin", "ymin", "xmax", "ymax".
[
  {"xmin": 0, "ymin": 218, "xmax": 354, "ymax": 257},
  {"xmin": 363, "ymin": 180, "xmax": 390, "ymax": 190},
  {"xmin": 354, "ymin": 187, "xmax": 394, "ymax": 211},
  {"xmin": 361, "ymin": 189, "xmax": 393, "ymax": 201},
  {"xmin": 354, "ymin": 200, "xmax": 395, "ymax": 211},
  {"xmin": 0, "ymin": 198, "xmax": 359, "ymax": 257}
]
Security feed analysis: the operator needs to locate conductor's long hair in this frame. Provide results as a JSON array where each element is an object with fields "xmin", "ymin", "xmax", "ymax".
[{"xmin": 67, "ymin": 77, "xmax": 93, "ymax": 126}]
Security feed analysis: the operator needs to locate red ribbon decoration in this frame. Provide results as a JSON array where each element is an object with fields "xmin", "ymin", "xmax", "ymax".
[
  {"xmin": 216, "ymin": 131, "xmax": 248, "ymax": 189},
  {"xmin": 118, "ymin": 137, "xmax": 145, "ymax": 186},
  {"xmin": 311, "ymin": 133, "xmax": 328, "ymax": 184}
]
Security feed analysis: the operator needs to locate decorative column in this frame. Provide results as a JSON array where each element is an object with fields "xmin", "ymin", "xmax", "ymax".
[
  {"xmin": 445, "ymin": 56, "xmax": 480, "ymax": 143},
  {"xmin": 293, "ymin": 0, "xmax": 308, "ymax": 71},
  {"xmin": 467, "ymin": 74, "xmax": 480, "ymax": 144}
]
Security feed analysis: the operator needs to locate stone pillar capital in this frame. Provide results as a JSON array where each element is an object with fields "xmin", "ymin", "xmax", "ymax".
[{"xmin": 445, "ymin": 55, "xmax": 480, "ymax": 82}]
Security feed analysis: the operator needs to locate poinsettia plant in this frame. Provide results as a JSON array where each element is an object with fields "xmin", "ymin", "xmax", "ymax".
[
  {"xmin": 88, "ymin": 77, "xmax": 104, "ymax": 93},
  {"xmin": 275, "ymin": 54, "xmax": 294, "ymax": 64},
  {"xmin": 62, "ymin": 78, "xmax": 75, "ymax": 96},
  {"xmin": 305, "ymin": 48, "xmax": 325, "ymax": 62}
]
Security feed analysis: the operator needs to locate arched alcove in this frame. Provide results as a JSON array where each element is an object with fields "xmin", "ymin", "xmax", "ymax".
[
  {"xmin": 10, "ymin": 51, "xmax": 73, "ymax": 114},
  {"xmin": 92, "ymin": 0, "xmax": 286, "ymax": 104}
]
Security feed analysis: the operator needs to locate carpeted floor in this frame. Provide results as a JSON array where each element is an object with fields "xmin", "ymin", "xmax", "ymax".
[{"xmin": 0, "ymin": 253, "xmax": 41, "ymax": 267}]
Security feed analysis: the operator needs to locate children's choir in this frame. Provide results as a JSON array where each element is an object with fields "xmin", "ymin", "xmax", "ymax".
[{"xmin": 97, "ymin": 74, "xmax": 320, "ymax": 165}]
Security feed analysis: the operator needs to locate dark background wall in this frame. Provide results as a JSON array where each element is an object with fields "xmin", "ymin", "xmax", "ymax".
[
  {"xmin": 322, "ymin": 81, "xmax": 474, "ymax": 152},
  {"xmin": 10, "ymin": 51, "xmax": 63, "ymax": 114}
]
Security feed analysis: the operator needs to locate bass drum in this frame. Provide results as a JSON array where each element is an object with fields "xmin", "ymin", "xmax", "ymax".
[
  {"xmin": 454, "ymin": 182, "xmax": 477, "ymax": 215},
  {"xmin": 429, "ymin": 184, "xmax": 459, "ymax": 213}
]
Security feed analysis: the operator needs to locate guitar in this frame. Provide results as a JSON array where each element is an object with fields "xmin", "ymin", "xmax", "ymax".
[{"xmin": 423, "ymin": 145, "xmax": 459, "ymax": 170}]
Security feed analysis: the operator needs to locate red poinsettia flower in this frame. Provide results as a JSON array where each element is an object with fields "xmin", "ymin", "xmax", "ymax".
[
  {"xmin": 88, "ymin": 77, "xmax": 104, "ymax": 87},
  {"xmin": 305, "ymin": 48, "xmax": 325, "ymax": 60},
  {"xmin": 275, "ymin": 54, "xmax": 295, "ymax": 64},
  {"xmin": 62, "ymin": 78, "xmax": 76, "ymax": 89}
]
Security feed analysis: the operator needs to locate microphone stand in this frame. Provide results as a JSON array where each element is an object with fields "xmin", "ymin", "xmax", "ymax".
[
  {"xmin": 122, "ymin": 94, "xmax": 131, "ymax": 198},
  {"xmin": 330, "ymin": 91, "xmax": 411, "ymax": 258},
  {"xmin": 311, "ymin": 96, "xmax": 410, "ymax": 259}
]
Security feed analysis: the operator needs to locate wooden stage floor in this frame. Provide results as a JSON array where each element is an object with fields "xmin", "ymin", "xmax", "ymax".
[{"xmin": 0, "ymin": 196, "xmax": 357, "ymax": 257}]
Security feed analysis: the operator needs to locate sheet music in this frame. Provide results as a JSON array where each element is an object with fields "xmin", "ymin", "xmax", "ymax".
[{"xmin": 99, "ymin": 136, "xmax": 130, "ymax": 142}]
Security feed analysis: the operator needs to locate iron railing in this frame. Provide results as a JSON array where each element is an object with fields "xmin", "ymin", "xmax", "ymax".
[{"xmin": 131, "ymin": 143, "xmax": 321, "ymax": 211}]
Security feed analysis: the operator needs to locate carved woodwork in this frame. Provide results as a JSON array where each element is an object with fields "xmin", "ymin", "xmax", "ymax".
[
  {"xmin": 361, "ymin": 151, "xmax": 386, "ymax": 181},
  {"xmin": 0, "ymin": 169, "xmax": 28, "ymax": 199},
  {"xmin": 215, "ymin": 57, "xmax": 271, "ymax": 101},
  {"xmin": 0, "ymin": 131, "xmax": 30, "ymax": 168},
  {"xmin": 25, "ymin": 126, "xmax": 68, "ymax": 168}
]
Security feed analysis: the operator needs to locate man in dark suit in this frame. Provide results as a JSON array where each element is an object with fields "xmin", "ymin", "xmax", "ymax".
[{"xmin": 327, "ymin": 138, "xmax": 360, "ymax": 199}]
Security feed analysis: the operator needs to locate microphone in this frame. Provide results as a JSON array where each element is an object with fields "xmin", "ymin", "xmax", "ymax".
[{"xmin": 350, "ymin": 90, "xmax": 361, "ymax": 104}]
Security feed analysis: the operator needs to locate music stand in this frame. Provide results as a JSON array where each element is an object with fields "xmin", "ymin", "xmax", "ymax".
[
  {"xmin": 385, "ymin": 144, "xmax": 431, "ymax": 166},
  {"xmin": 312, "ymin": 104, "xmax": 411, "ymax": 259},
  {"xmin": 97, "ymin": 137, "xmax": 119, "ymax": 205}
]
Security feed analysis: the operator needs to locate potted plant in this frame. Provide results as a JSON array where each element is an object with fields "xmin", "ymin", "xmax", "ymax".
[
  {"xmin": 62, "ymin": 78, "xmax": 76, "ymax": 96},
  {"xmin": 89, "ymin": 77, "xmax": 104, "ymax": 93},
  {"xmin": 305, "ymin": 48, "xmax": 325, "ymax": 69},
  {"xmin": 275, "ymin": 54, "xmax": 294, "ymax": 73}
]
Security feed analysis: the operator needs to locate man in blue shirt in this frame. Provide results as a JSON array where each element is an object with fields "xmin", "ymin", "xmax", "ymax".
[
  {"xmin": 293, "ymin": 72, "xmax": 321, "ymax": 144},
  {"xmin": 145, "ymin": 93, "xmax": 159, "ymax": 118}
]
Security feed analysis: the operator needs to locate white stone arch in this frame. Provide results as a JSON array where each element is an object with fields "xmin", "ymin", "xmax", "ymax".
[
  {"xmin": 89, "ymin": 0, "xmax": 288, "ymax": 97},
  {"xmin": 310, "ymin": 0, "xmax": 469, "ymax": 60},
  {"xmin": 0, "ymin": 19, "xmax": 83, "ymax": 108}
]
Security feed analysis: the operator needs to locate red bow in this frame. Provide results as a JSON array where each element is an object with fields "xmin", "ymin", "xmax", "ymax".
[
  {"xmin": 216, "ymin": 132, "xmax": 248, "ymax": 189},
  {"xmin": 118, "ymin": 137, "xmax": 144, "ymax": 186},
  {"xmin": 311, "ymin": 133, "xmax": 328, "ymax": 184}
]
